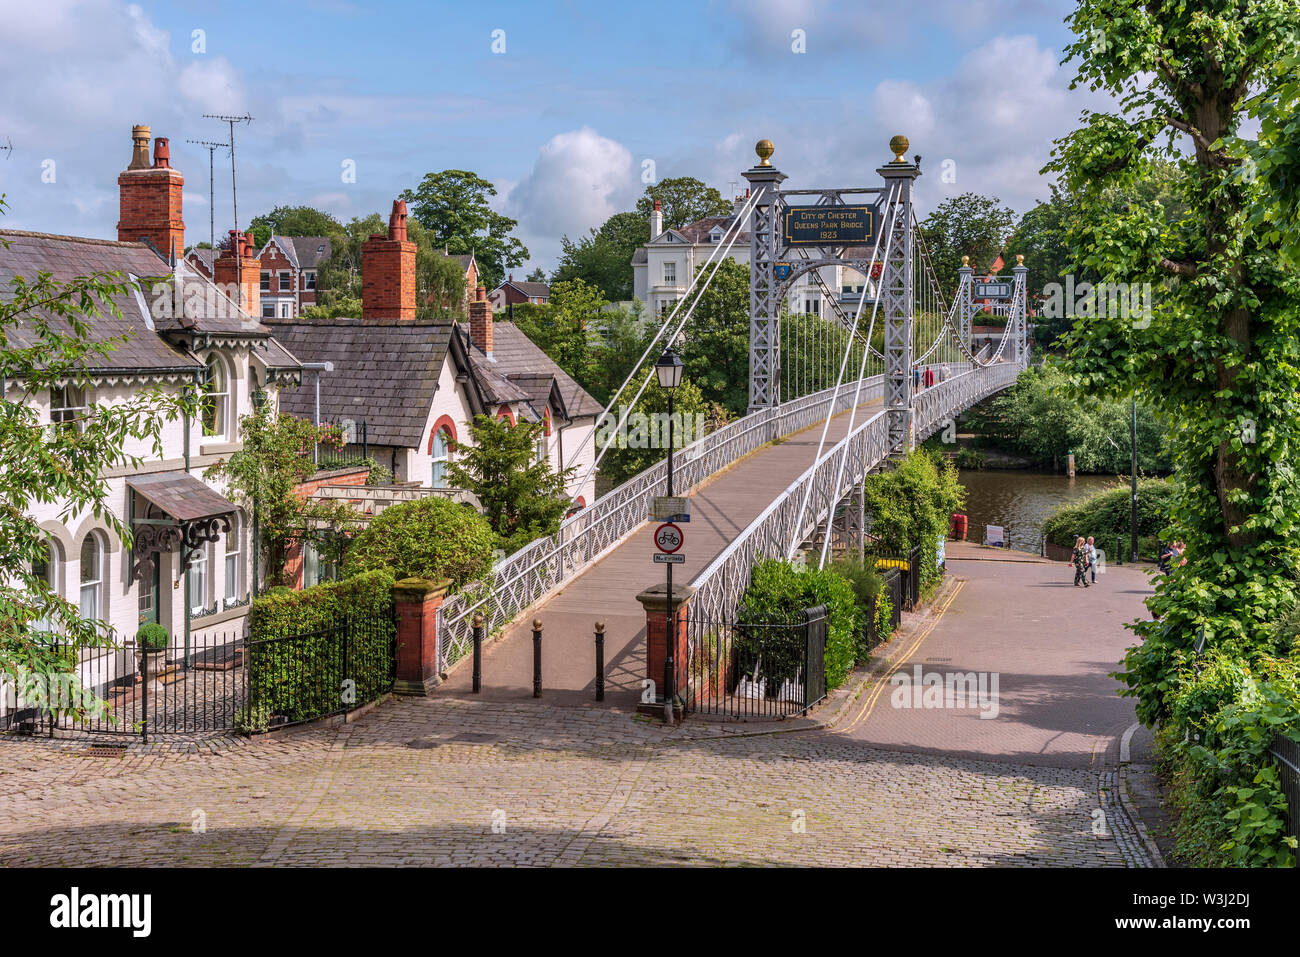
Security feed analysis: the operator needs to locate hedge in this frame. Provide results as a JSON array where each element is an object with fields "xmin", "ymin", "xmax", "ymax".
[
  {"xmin": 342, "ymin": 496, "xmax": 495, "ymax": 589},
  {"xmin": 247, "ymin": 568, "xmax": 397, "ymax": 725},
  {"xmin": 1041, "ymin": 477, "xmax": 1174, "ymax": 552}
]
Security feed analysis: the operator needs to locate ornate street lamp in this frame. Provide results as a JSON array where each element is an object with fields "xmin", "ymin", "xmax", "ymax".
[{"xmin": 655, "ymin": 346, "xmax": 683, "ymax": 723}]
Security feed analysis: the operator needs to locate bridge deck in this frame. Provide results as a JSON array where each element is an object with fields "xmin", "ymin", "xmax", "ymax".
[{"xmin": 439, "ymin": 395, "xmax": 885, "ymax": 708}]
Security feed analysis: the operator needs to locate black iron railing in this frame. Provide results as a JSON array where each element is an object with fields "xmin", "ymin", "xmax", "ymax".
[{"xmin": 1270, "ymin": 735, "xmax": 1300, "ymax": 841}]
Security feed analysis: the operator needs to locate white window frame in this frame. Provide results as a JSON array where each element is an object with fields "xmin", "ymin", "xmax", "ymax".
[
  {"xmin": 260, "ymin": 271, "xmax": 271, "ymax": 293},
  {"xmin": 50, "ymin": 384, "xmax": 88, "ymax": 433},
  {"xmin": 431, "ymin": 427, "xmax": 451, "ymax": 489},
  {"xmin": 79, "ymin": 532, "xmax": 104, "ymax": 623},
  {"xmin": 224, "ymin": 513, "xmax": 242, "ymax": 606},
  {"xmin": 279, "ymin": 301, "xmax": 292, "ymax": 318},
  {"xmin": 303, "ymin": 270, "xmax": 317, "ymax": 291},
  {"xmin": 262, "ymin": 302, "xmax": 276, "ymax": 318},
  {"xmin": 201, "ymin": 354, "xmax": 230, "ymax": 440},
  {"xmin": 278, "ymin": 271, "xmax": 291, "ymax": 293},
  {"xmin": 662, "ymin": 261, "xmax": 676, "ymax": 284},
  {"xmin": 188, "ymin": 545, "xmax": 208, "ymax": 616}
]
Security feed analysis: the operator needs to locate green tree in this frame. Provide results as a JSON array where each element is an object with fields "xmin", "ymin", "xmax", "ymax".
[
  {"xmin": 553, "ymin": 210, "xmax": 649, "ymax": 300},
  {"xmin": 341, "ymin": 497, "xmax": 495, "ymax": 589},
  {"xmin": 249, "ymin": 205, "xmax": 344, "ymax": 240},
  {"xmin": 635, "ymin": 177, "xmax": 731, "ymax": 231},
  {"xmin": 447, "ymin": 415, "xmax": 574, "ymax": 554},
  {"xmin": 206, "ymin": 409, "xmax": 361, "ymax": 586},
  {"xmin": 402, "ymin": 170, "xmax": 528, "ymax": 290},
  {"xmin": 307, "ymin": 212, "xmax": 383, "ymax": 319},
  {"xmin": 0, "ymin": 209, "xmax": 194, "ymax": 696},
  {"xmin": 862, "ymin": 449, "xmax": 964, "ymax": 590},
  {"xmin": 681, "ymin": 258, "xmax": 750, "ymax": 415},
  {"xmin": 919, "ymin": 192, "xmax": 1016, "ymax": 283},
  {"xmin": 525, "ymin": 267, "xmax": 547, "ymax": 283},
  {"xmin": 596, "ymin": 378, "xmax": 714, "ymax": 486},
  {"xmin": 511, "ymin": 278, "xmax": 607, "ymax": 392},
  {"xmin": 1047, "ymin": 0, "xmax": 1300, "ymax": 726}
]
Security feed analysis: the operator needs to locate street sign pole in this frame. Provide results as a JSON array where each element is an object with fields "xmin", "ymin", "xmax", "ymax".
[{"xmin": 664, "ymin": 402, "xmax": 675, "ymax": 724}]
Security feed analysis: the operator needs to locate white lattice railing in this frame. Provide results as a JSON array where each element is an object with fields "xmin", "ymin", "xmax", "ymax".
[
  {"xmin": 436, "ymin": 375, "xmax": 885, "ymax": 669},
  {"xmin": 690, "ymin": 359, "xmax": 1024, "ymax": 622}
]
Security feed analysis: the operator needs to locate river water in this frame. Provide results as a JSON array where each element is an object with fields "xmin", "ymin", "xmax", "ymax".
[{"xmin": 956, "ymin": 469, "xmax": 1119, "ymax": 552}]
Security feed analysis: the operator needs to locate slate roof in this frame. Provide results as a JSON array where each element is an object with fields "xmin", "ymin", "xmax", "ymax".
[
  {"xmin": 185, "ymin": 247, "xmax": 216, "ymax": 275},
  {"xmin": 266, "ymin": 318, "xmax": 457, "ymax": 448},
  {"xmin": 475, "ymin": 322, "xmax": 603, "ymax": 420},
  {"xmin": 285, "ymin": 236, "xmax": 332, "ymax": 269},
  {"xmin": 497, "ymin": 280, "xmax": 550, "ymax": 299},
  {"xmin": 127, "ymin": 471, "xmax": 237, "ymax": 522},
  {"xmin": 676, "ymin": 215, "xmax": 750, "ymax": 244},
  {"xmin": 0, "ymin": 230, "xmax": 263, "ymax": 375}
]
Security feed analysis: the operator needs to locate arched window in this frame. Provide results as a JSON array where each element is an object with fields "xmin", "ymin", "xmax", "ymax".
[
  {"xmin": 223, "ymin": 513, "xmax": 242, "ymax": 605},
  {"xmin": 79, "ymin": 532, "xmax": 104, "ymax": 622},
  {"xmin": 201, "ymin": 355, "xmax": 229, "ymax": 439},
  {"xmin": 431, "ymin": 427, "xmax": 452, "ymax": 488}
]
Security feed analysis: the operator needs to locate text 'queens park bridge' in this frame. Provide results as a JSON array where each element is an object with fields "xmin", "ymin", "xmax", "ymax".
[{"xmin": 435, "ymin": 136, "xmax": 1030, "ymax": 701}]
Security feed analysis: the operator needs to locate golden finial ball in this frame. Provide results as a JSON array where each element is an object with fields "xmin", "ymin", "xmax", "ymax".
[
  {"xmin": 755, "ymin": 139, "xmax": 775, "ymax": 166},
  {"xmin": 961, "ymin": 255, "xmax": 970, "ymax": 266},
  {"xmin": 1016, "ymin": 253, "xmax": 1025, "ymax": 265},
  {"xmin": 889, "ymin": 135, "xmax": 910, "ymax": 163}
]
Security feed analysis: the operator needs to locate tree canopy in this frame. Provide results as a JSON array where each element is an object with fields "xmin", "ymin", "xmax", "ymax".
[
  {"xmin": 635, "ymin": 177, "xmax": 731, "ymax": 231},
  {"xmin": 553, "ymin": 210, "xmax": 649, "ymax": 301},
  {"xmin": 918, "ymin": 192, "xmax": 1016, "ymax": 283},
  {"xmin": 402, "ymin": 169, "xmax": 528, "ymax": 290}
]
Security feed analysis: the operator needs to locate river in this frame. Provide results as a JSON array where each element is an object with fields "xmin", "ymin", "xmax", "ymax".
[{"xmin": 956, "ymin": 469, "xmax": 1119, "ymax": 553}]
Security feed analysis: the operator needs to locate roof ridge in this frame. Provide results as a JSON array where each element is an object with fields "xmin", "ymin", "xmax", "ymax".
[{"xmin": 0, "ymin": 228, "xmax": 148, "ymax": 248}]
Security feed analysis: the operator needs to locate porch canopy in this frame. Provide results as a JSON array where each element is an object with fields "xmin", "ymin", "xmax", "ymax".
[{"xmin": 126, "ymin": 472, "xmax": 237, "ymax": 581}]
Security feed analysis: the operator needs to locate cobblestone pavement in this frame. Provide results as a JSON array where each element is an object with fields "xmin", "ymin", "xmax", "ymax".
[{"xmin": 0, "ymin": 694, "xmax": 1133, "ymax": 867}]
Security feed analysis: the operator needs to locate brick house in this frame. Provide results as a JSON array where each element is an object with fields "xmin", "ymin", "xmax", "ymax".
[
  {"xmin": 266, "ymin": 200, "xmax": 602, "ymax": 587},
  {"xmin": 488, "ymin": 275, "xmax": 550, "ymax": 311},
  {"xmin": 0, "ymin": 125, "xmax": 303, "ymax": 721},
  {"xmin": 256, "ymin": 235, "xmax": 332, "ymax": 319}
]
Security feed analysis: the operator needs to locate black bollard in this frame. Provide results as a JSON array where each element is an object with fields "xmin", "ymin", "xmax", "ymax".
[
  {"xmin": 471, "ymin": 614, "xmax": 484, "ymax": 694},
  {"xmin": 532, "ymin": 618, "xmax": 543, "ymax": 698},
  {"xmin": 594, "ymin": 621, "xmax": 605, "ymax": 702}
]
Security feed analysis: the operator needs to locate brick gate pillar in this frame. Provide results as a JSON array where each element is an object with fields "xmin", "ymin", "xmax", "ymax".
[
  {"xmin": 634, "ymin": 583, "xmax": 696, "ymax": 720},
  {"xmin": 392, "ymin": 577, "xmax": 451, "ymax": 695}
]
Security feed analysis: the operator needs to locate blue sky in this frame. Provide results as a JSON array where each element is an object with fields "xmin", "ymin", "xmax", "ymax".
[{"xmin": 0, "ymin": 0, "xmax": 1103, "ymax": 273}]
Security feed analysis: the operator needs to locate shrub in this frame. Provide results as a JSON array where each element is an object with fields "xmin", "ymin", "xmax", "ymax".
[
  {"xmin": 829, "ymin": 555, "xmax": 883, "ymax": 657},
  {"xmin": 136, "ymin": 623, "xmax": 169, "ymax": 651},
  {"xmin": 738, "ymin": 558, "xmax": 860, "ymax": 691},
  {"xmin": 1041, "ymin": 478, "xmax": 1175, "ymax": 552},
  {"xmin": 248, "ymin": 568, "xmax": 397, "ymax": 723},
  {"xmin": 342, "ymin": 496, "xmax": 495, "ymax": 589},
  {"xmin": 862, "ymin": 448, "xmax": 963, "ymax": 591}
]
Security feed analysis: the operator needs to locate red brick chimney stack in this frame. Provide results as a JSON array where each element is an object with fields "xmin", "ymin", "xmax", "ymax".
[
  {"xmin": 117, "ymin": 124, "xmax": 184, "ymax": 257},
  {"xmin": 362, "ymin": 199, "xmax": 416, "ymax": 320},
  {"xmin": 468, "ymin": 283, "xmax": 492, "ymax": 356},
  {"xmin": 213, "ymin": 230, "xmax": 261, "ymax": 315}
]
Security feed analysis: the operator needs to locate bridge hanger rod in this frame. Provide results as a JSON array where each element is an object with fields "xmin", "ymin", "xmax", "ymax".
[{"xmin": 568, "ymin": 190, "xmax": 762, "ymax": 500}]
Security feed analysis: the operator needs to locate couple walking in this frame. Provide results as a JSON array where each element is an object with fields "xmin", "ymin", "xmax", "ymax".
[{"xmin": 1070, "ymin": 536, "xmax": 1099, "ymax": 587}]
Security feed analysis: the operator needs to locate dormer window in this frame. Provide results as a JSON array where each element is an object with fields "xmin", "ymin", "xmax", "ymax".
[{"xmin": 709, "ymin": 227, "xmax": 725, "ymax": 242}]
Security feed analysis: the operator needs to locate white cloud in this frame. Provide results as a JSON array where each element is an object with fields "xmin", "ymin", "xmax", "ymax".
[{"xmin": 505, "ymin": 128, "xmax": 637, "ymax": 270}]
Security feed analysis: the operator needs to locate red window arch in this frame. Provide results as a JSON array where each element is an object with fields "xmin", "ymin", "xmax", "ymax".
[
  {"xmin": 496, "ymin": 404, "xmax": 516, "ymax": 426},
  {"xmin": 427, "ymin": 415, "xmax": 458, "ymax": 452},
  {"xmin": 542, "ymin": 407, "xmax": 552, "ymax": 436}
]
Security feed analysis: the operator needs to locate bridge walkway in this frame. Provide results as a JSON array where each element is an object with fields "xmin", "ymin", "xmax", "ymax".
[{"xmin": 438, "ymin": 395, "xmax": 885, "ymax": 708}]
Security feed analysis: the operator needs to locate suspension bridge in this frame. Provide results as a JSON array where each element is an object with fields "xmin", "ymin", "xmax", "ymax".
[{"xmin": 436, "ymin": 135, "xmax": 1031, "ymax": 706}]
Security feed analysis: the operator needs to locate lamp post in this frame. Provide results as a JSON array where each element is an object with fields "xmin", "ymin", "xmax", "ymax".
[{"xmin": 655, "ymin": 346, "xmax": 683, "ymax": 723}]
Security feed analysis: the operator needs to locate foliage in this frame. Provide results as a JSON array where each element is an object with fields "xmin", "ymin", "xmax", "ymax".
[
  {"xmin": 402, "ymin": 169, "xmax": 528, "ymax": 290},
  {"xmin": 739, "ymin": 558, "xmax": 860, "ymax": 691},
  {"xmin": 874, "ymin": 590, "xmax": 894, "ymax": 643},
  {"xmin": 862, "ymin": 449, "xmax": 964, "ymax": 590},
  {"xmin": 553, "ymin": 211, "xmax": 649, "ymax": 301},
  {"xmin": 0, "ymin": 199, "xmax": 195, "ymax": 689},
  {"xmin": 233, "ymin": 701, "xmax": 271, "ymax": 735},
  {"xmin": 248, "ymin": 205, "xmax": 344, "ymax": 242},
  {"xmin": 443, "ymin": 414, "xmax": 575, "ymax": 555},
  {"xmin": 1041, "ymin": 478, "xmax": 1175, "ymax": 552},
  {"xmin": 634, "ymin": 177, "xmax": 731, "ymax": 231},
  {"xmin": 964, "ymin": 362, "xmax": 1171, "ymax": 473},
  {"xmin": 206, "ymin": 408, "xmax": 363, "ymax": 585},
  {"xmin": 1050, "ymin": 0, "xmax": 1300, "ymax": 733},
  {"xmin": 511, "ymin": 278, "xmax": 607, "ymax": 393},
  {"xmin": 341, "ymin": 496, "xmax": 495, "ymax": 588},
  {"xmin": 307, "ymin": 212, "xmax": 383, "ymax": 318},
  {"xmin": 414, "ymin": 239, "xmax": 468, "ymax": 318},
  {"xmin": 680, "ymin": 258, "xmax": 750, "ymax": 415},
  {"xmin": 135, "ymin": 624, "xmax": 169, "ymax": 651},
  {"xmin": 829, "ymin": 555, "xmax": 885, "ymax": 657},
  {"xmin": 525, "ymin": 267, "xmax": 547, "ymax": 283},
  {"xmin": 595, "ymin": 378, "xmax": 715, "ymax": 487},
  {"xmin": 919, "ymin": 192, "xmax": 1016, "ymax": 282},
  {"xmin": 247, "ymin": 568, "xmax": 396, "ymax": 724}
]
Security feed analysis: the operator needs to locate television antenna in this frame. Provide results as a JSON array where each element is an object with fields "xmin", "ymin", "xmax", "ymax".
[
  {"xmin": 202, "ymin": 113, "xmax": 253, "ymax": 308},
  {"xmin": 186, "ymin": 139, "xmax": 229, "ymax": 256},
  {"xmin": 0, "ymin": 137, "xmax": 12, "ymax": 160}
]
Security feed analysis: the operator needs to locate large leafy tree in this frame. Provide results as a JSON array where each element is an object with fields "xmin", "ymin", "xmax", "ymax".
[
  {"xmin": 635, "ymin": 177, "xmax": 731, "ymax": 231},
  {"xmin": 1047, "ymin": 0, "xmax": 1300, "ymax": 725},
  {"xmin": 919, "ymin": 192, "xmax": 1017, "ymax": 283},
  {"xmin": 402, "ymin": 170, "xmax": 528, "ymax": 290},
  {"xmin": 680, "ymin": 258, "xmax": 751, "ymax": 416},
  {"xmin": 248, "ymin": 205, "xmax": 345, "ymax": 249},
  {"xmin": 0, "ymin": 206, "xmax": 193, "ymax": 696},
  {"xmin": 510, "ymin": 278, "xmax": 606, "ymax": 395},
  {"xmin": 447, "ymin": 415, "xmax": 574, "ymax": 554},
  {"xmin": 553, "ymin": 211, "xmax": 650, "ymax": 300}
]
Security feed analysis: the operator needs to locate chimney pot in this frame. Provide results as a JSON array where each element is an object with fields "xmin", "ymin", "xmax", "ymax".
[
  {"xmin": 118, "ymin": 124, "xmax": 183, "ymax": 254},
  {"xmin": 361, "ymin": 197, "xmax": 417, "ymax": 320},
  {"xmin": 152, "ymin": 136, "xmax": 171, "ymax": 169}
]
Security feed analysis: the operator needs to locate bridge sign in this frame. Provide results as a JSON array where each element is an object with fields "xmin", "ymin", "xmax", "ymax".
[
  {"xmin": 654, "ymin": 522, "xmax": 684, "ymax": 554},
  {"xmin": 782, "ymin": 204, "xmax": 881, "ymax": 248},
  {"xmin": 973, "ymin": 280, "xmax": 1014, "ymax": 299},
  {"xmin": 651, "ymin": 496, "xmax": 690, "ymax": 523},
  {"xmin": 653, "ymin": 553, "xmax": 685, "ymax": 564}
]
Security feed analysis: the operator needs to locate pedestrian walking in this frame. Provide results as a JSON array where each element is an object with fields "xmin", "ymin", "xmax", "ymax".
[
  {"xmin": 924, "ymin": 366, "xmax": 935, "ymax": 389},
  {"xmin": 1069, "ymin": 536, "xmax": 1090, "ymax": 587},
  {"xmin": 913, "ymin": 366, "xmax": 921, "ymax": 393},
  {"xmin": 1086, "ymin": 536, "xmax": 1098, "ymax": 584}
]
